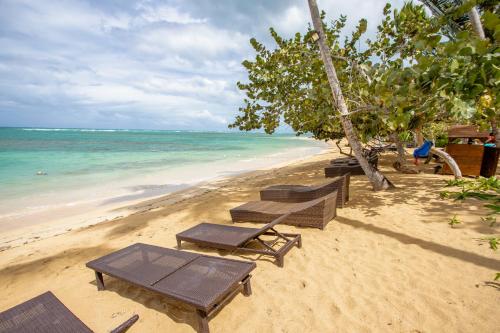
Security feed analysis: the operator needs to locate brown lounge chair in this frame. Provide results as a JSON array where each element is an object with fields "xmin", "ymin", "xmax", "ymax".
[
  {"xmin": 259, "ymin": 174, "xmax": 350, "ymax": 208},
  {"xmin": 0, "ymin": 291, "xmax": 138, "ymax": 333},
  {"xmin": 176, "ymin": 214, "xmax": 301, "ymax": 267},
  {"xmin": 230, "ymin": 191, "xmax": 337, "ymax": 229},
  {"xmin": 86, "ymin": 243, "xmax": 255, "ymax": 333},
  {"xmin": 326, "ymin": 150, "xmax": 379, "ymax": 178},
  {"xmin": 325, "ymin": 161, "xmax": 365, "ymax": 177}
]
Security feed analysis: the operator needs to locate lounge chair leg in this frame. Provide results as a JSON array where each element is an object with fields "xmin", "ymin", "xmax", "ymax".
[
  {"xmin": 176, "ymin": 238, "xmax": 182, "ymax": 249},
  {"xmin": 277, "ymin": 255, "xmax": 284, "ymax": 268},
  {"xmin": 297, "ymin": 235, "xmax": 302, "ymax": 248},
  {"xmin": 196, "ymin": 309, "xmax": 209, "ymax": 333},
  {"xmin": 242, "ymin": 277, "xmax": 252, "ymax": 296},
  {"xmin": 95, "ymin": 271, "xmax": 105, "ymax": 291}
]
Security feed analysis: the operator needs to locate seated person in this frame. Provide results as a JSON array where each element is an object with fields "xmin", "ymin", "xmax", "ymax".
[
  {"xmin": 413, "ymin": 140, "xmax": 433, "ymax": 165},
  {"xmin": 485, "ymin": 132, "xmax": 496, "ymax": 146}
]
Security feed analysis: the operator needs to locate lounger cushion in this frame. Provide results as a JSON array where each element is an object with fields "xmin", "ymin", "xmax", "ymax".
[
  {"xmin": 177, "ymin": 223, "xmax": 260, "ymax": 249},
  {"xmin": 231, "ymin": 191, "xmax": 337, "ymax": 229},
  {"xmin": 86, "ymin": 243, "xmax": 255, "ymax": 311},
  {"xmin": 0, "ymin": 291, "xmax": 92, "ymax": 333},
  {"xmin": 87, "ymin": 243, "xmax": 200, "ymax": 286}
]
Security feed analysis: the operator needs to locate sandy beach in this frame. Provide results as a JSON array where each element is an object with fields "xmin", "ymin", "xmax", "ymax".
[{"xmin": 0, "ymin": 145, "xmax": 498, "ymax": 332}]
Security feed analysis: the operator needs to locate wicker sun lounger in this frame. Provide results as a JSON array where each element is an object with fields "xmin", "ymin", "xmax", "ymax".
[
  {"xmin": 330, "ymin": 154, "xmax": 378, "ymax": 167},
  {"xmin": 327, "ymin": 149, "xmax": 379, "ymax": 178},
  {"xmin": 0, "ymin": 291, "xmax": 92, "ymax": 333},
  {"xmin": 176, "ymin": 214, "xmax": 301, "ymax": 267},
  {"xmin": 86, "ymin": 243, "xmax": 255, "ymax": 333},
  {"xmin": 0, "ymin": 291, "xmax": 138, "ymax": 333},
  {"xmin": 325, "ymin": 163, "xmax": 364, "ymax": 177},
  {"xmin": 230, "ymin": 191, "xmax": 337, "ymax": 229},
  {"xmin": 259, "ymin": 174, "xmax": 350, "ymax": 208}
]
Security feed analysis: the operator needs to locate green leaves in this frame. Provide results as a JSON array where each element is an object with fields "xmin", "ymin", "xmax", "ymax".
[
  {"xmin": 482, "ymin": 11, "xmax": 500, "ymax": 31},
  {"xmin": 481, "ymin": 237, "xmax": 499, "ymax": 251},
  {"xmin": 448, "ymin": 215, "xmax": 461, "ymax": 228},
  {"xmin": 441, "ymin": 177, "xmax": 500, "ymax": 221},
  {"xmin": 358, "ymin": 19, "xmax": 368, "ymax": 34},
  {"xmin": 232, "ymin": 1, "xmax": 498, "ymax": 148}
]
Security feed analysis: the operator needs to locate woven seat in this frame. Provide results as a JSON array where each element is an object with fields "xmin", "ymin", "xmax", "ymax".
[
  {"xmin": 0, "ymin": 292, "xmax": 92, "ymax": 333},
  {"xmin": 86, "ymin": 243, "xmax": 255, "ymax": 333},
  {"xmin": 0, "ymin": 291, "xmax": 138, "ymax": 333},
  {"xmin": 230, "ymin": 191, "xmax": 337, "ymax": 229},
  {"xmin": 325, "ymin": 164, "xmax": 364, "ymax": 177},
  {"xmin": 260, "ymin": 174, "xmax": 349, "ymax": 207},
  {"xmin": 177, "ymin": 214, "xmax": 301, "ymax": 267}
]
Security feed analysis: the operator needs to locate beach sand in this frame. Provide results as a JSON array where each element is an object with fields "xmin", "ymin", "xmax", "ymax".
[{"xmin": 0, "ymin": 146, "xmax": 498, "ymax": 332}]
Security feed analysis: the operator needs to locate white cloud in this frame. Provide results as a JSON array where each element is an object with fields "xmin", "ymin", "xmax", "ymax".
[
  {"xmin": 188, "ymin": 110, "xmax": 227, "ymax": 124},
  {"xmin": 274, "ymin": 5, "xmax": 309, "ymax": 36},
  {"xmin": 136, "ymin": 24, "xmax": 249, "ymax": 57},
  {"xmin": 137, "ymin": 3, "xmax": 208, "ymax": 25},
  {"xmin": 0, "ymin": 0, "xmax": 407, "ymax": 130}
]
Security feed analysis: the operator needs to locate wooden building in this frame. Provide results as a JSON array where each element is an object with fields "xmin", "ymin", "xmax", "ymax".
[{"xmin": 442, "ymin": 125, "xmax": 498, "ymax": 177}]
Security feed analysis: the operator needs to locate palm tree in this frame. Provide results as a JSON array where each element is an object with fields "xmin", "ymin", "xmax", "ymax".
[
  {"xmin": 419, "ymin": 0, "xmax": 486, "ymax": 38},
  {"xmin": 306, "ymin": 0, "xmax": 394, "ymax": 190}
]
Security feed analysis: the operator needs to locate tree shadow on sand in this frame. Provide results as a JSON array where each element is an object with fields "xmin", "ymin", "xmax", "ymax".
[
  {"xmin": 345, "ymin": 156, "xmax": 498, "ymax": 236},
  {"xmin": 336, "ymin": 216, "xmax": 500, "ymax": 271}
]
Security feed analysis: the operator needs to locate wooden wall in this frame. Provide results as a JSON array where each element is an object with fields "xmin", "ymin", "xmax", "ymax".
[{"xmin": 442, "ymin": 144, "xmax": 484, "ymax": 176}]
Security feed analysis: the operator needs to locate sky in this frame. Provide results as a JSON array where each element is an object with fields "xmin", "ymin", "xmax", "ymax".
[{"xmin": 0, "ymin": 0, "xmax": 405, "ymax": 130}]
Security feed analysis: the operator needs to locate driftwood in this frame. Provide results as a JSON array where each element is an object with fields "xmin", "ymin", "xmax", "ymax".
[{"xmin": 430, "ymin": 147, "xmax": 462, "ymax": 179}]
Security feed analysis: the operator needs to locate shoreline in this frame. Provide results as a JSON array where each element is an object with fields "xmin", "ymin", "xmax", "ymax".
[{"xmin": 0, "ymin": 142, "xmax": 331, "ymax": 249}]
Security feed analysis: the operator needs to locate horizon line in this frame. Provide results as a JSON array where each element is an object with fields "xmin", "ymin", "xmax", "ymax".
[{"xmin": 0, "ymin": 126, "xmax": 298, "ymax": 134}]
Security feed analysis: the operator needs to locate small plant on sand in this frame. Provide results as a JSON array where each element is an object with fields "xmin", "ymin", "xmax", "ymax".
[
  {"xmin": 495, "ymin": 273, "xmax": 500, "ymax": 281},
  {"xmin": 477, "ymin": 237, "xmax": 499, "ymax": 251},
  {"xmin": 448, "ymin": 215, "xmax": 461, "ymax": 228},
  {"xmin": 441, "ymin": 177, "xmax": 500, "ymax": 221},
  {"xmin": 445, "ymin": 179, "xmax": 468, "ymax": 188},
  {"xmin": 474, "ymin": 177, "xmax": 500, "ymax": 192},
  {"xmin": 485, "ymin": 237, "xmax": 498, "ymax": 251},
  {"xmin": 439, "ymin": 190, "xmax": 451, "ymax": 199},
  {"xmin": 484, "ymin": 203, "xmax": 500, "ymax": 215},
  {"xmin": 444, "ymin": 177, "xmax": 500, "ymax": 194},
  {"xmin": 448, "ymin": 188, "xmax": 498, "ymax": 201},
  {"xmin": 481, "ymin": 215, "xmax": 497, "ymax": 227}
]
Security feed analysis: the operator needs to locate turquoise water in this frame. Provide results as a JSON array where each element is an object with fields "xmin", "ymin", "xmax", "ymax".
[{"xmin": 0, "ymin": 128, "xmax": 326, "ymax": 201}]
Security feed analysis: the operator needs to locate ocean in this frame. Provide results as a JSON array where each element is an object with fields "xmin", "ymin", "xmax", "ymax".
[{"xmin": 0, "ymin": 128, "xmax": 327, "ymax": 231}]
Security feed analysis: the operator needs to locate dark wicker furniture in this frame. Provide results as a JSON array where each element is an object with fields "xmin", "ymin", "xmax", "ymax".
[
  {"xmin": 325, "ymin": 163, "xmax": 364, "ymax": 177},
  {"xmin": 0, "ymin": 291, "xmax": 93, "ymax": 333},
  {"xmin": 86, "ymin": 243, "xmax": 255, "ymax": 333},
  {"xmin": 230, "ymin": 191, "xmax": 337, "ymax": 230},
  {"xmin": 325, "ymin": 150, "xmax": 378, "ymax": 177},
  {"xmin": 176, "ymin": 214, "xmax": 301, "ymax": 267},
  {"xmin": 259, "ymin": 174, "xmax": 350, "ymax": 208},
  {"xmin": 326, "ymin": 149, "xmax": 379, "ymax": 178}
]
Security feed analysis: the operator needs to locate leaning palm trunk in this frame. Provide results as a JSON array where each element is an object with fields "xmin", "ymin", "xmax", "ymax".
[
  {"xmin": 430, "ymin": 147, "xmax": 462, "ymax": 179},
  {"xmin": 468, "ymin": 7, "xmax": 485, "ymax": 39},
  {"xmin": 307, "ymin": 0, "xmax": 393, "ymax": 190}
]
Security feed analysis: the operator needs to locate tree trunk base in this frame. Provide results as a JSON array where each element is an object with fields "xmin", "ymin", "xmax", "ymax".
[{"xmin": 393, "ymin": 161, "xmax": 420, "ymax": 174}]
